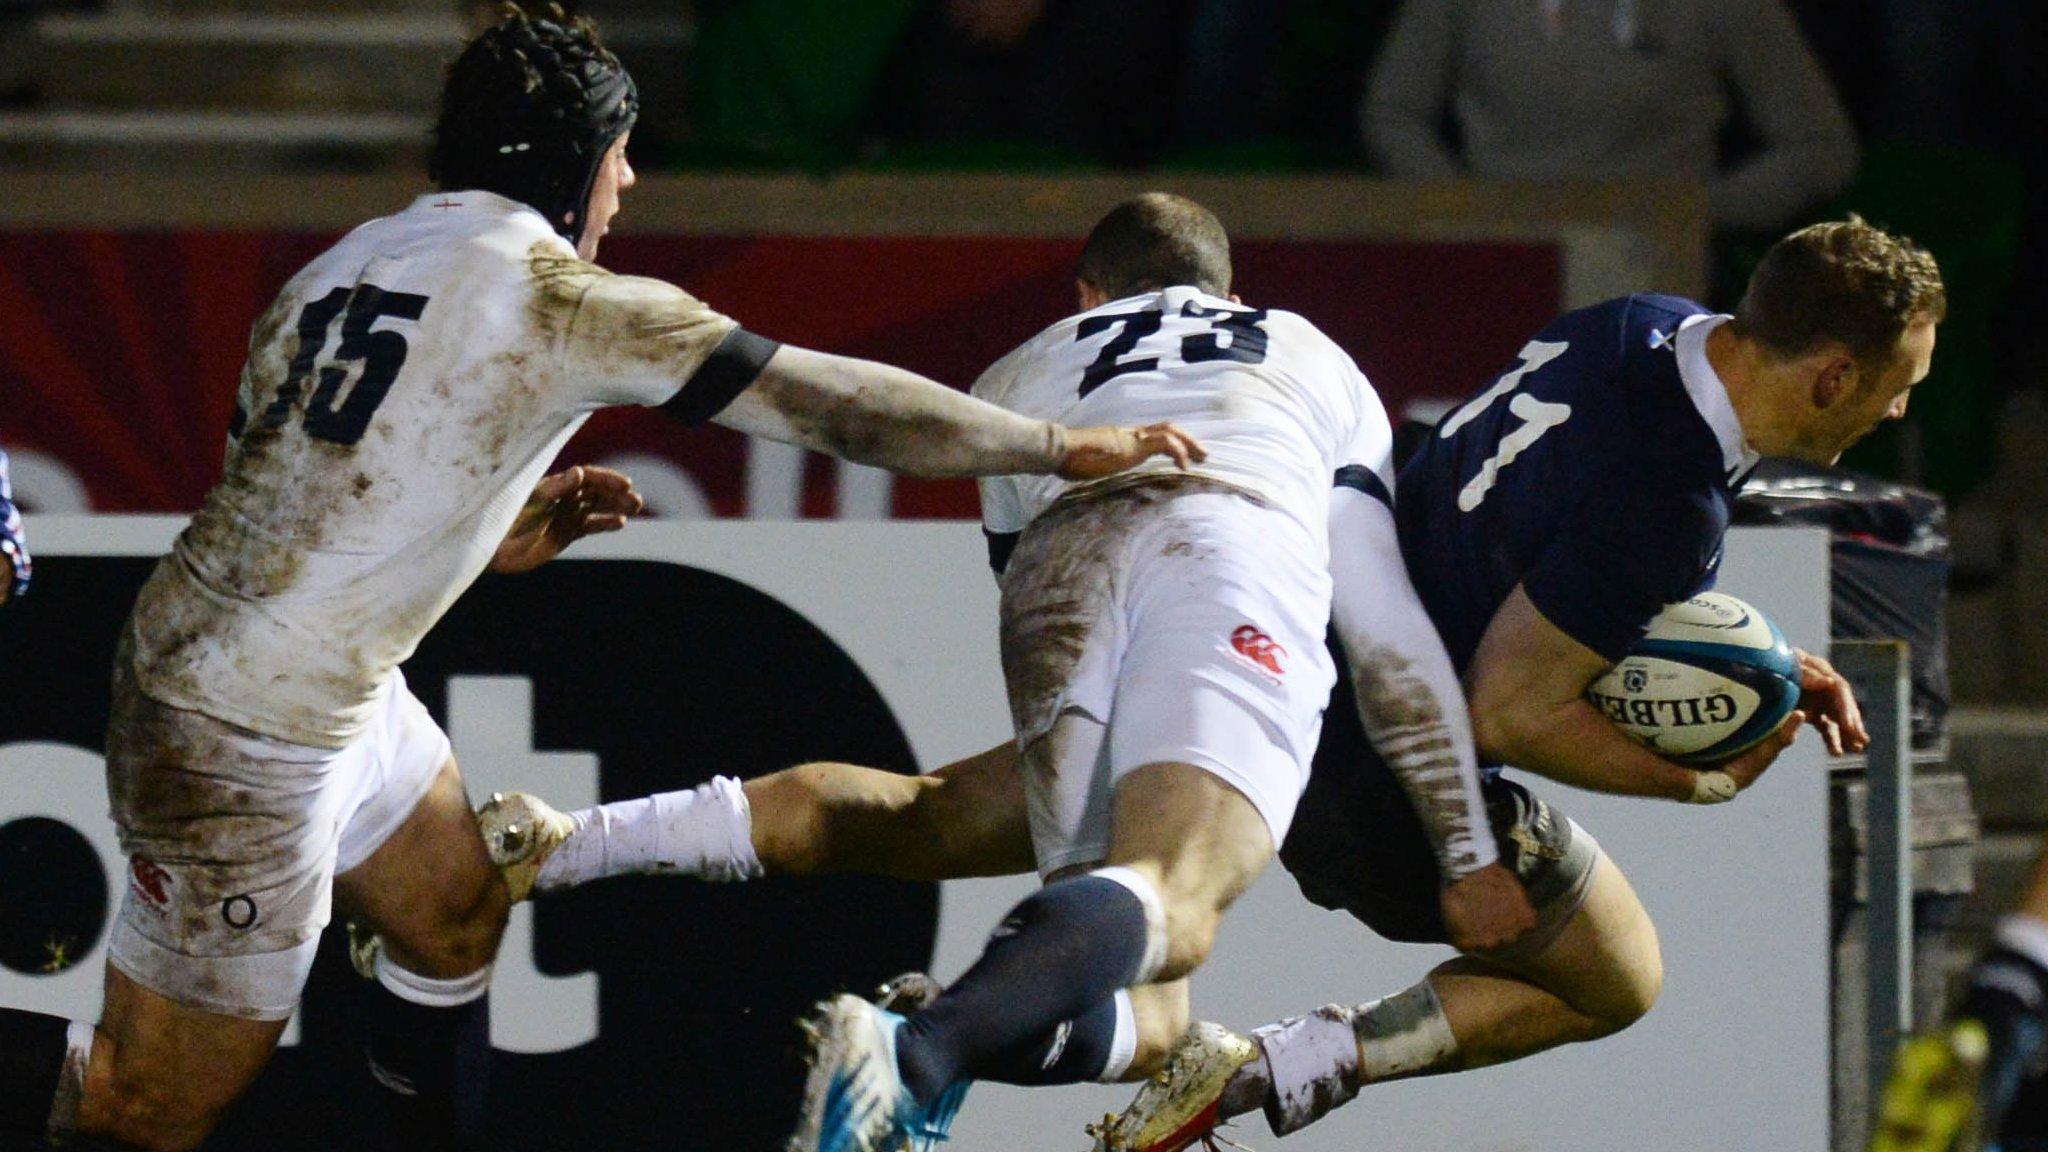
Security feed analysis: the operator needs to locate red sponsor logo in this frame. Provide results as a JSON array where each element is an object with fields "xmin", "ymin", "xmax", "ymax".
[
  {"xmin": 1231, "ymin": 625, "xmax": 1287, "ymax": 677},
  {"xmin": 129, "ymin": 857, "xmax": 172, "ymax": 909}
]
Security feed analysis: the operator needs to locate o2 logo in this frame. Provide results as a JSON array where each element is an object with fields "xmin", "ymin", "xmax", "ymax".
[
  {"xmin": 0, "ymin": 677, "xmax": 601, "ymax": 1053},
  {"xmin": 0, "ymin": 552, "xmax": 938, "ymax": 1150}
]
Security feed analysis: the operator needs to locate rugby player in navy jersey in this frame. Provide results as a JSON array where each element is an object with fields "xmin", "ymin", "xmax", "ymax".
[
  {"xmin": 0, "ymin": 447, "xmax": 28, "ymax": 607},
  {"xmin": 477, "ymin": 217, "xmax": 1941, "ymax": 1147},
  {"xmin": 1087, "ymin": 215, "xmax": 1944, "ymax": 1149}
]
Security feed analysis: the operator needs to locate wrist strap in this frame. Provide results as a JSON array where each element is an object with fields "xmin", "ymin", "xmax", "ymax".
[{"xmin": 1688, "ymin": 770, "xmax": 1738, "ymax": 804}]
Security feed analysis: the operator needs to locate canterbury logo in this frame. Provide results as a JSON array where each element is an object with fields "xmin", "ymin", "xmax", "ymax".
[
  {"xmin": 1231, "ymin": 625, "xmax": 1287, "ymax": 677},
  {"xmin": 128, "ymin": 857, "xmax": 171, "ymax": 909}
]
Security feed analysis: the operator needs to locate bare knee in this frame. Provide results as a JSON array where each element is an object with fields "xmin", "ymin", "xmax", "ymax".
[
  {"xmin": 1544, "ymin": 920, "xmax": 1664, "ymax": 1039},
  {"xmin": 391, "ymin": 870, "xmax": 511, "ymax": 977},
  {"xmin": 1592, "ymin": 943, "xmax": 1663, "ymax": 1035}
]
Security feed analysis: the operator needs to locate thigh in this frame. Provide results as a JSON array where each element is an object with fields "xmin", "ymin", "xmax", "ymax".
[
  {"xmin": 78, "ymin": 965, "xmax": 289, "ymax": 1144},
  {"xmin": 1487, "ymin": 854, "xmax": 1662, "ymax": 1021},
  {"xmin": 334, "ymin": 757, "xmax": 506, "ymax": 978}
]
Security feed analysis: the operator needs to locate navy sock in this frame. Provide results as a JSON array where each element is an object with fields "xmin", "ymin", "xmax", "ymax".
[
  {"xmin": 895, "ymin": 874, "xmax": 1151, "ymax": 1104},
  {"xmin": 976, "ymin": 996, "xmax": 1122, "ymax": 1087},
  {"xmin": 0, "ymin": 1010, "xmax": 66, "ymax": 1134},
  {"xmin": 364, "ymin": 985, "xmax": 491, "ymax": 1152}
]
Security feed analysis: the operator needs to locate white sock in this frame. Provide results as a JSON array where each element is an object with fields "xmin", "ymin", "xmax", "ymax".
[
  {"xmin": 1251, "ymin": 981, "xmax": 1458, "ymax": 1137},
  {"xmin": 1090, "ymin": 866, "xmax": 1169, "ymax": 984},
  {"xmin": 46, "ymin": 1020, "xmax": 93, "ymax": 1139},
  {"xmin": 375, "ymin": 951, "xmax": 492, "ymax": 1007},
  {"xmin": 535, "ymin": 776, "xmax": 763, "ymax": 891},
  {"xmin": 1098, "ymin": 990, "xmax": 1138, "ymax": 1082},
  {"xmin": 1252, "ymin": 1005, "xmax": 1360, "ymax": 1136}
]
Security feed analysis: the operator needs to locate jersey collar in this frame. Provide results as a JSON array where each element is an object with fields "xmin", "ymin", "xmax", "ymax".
[
  {"xmin": 405, "ymin": 190, "xmax": 552, "ymax": 227},
  {"xmin": 1673, "ymin": 313, "xmax": 1760, "ymax": 481}
]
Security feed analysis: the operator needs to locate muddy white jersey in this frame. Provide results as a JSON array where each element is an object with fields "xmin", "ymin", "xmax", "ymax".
[
  {"xmin": 128, "ymin": 190, "xmax": 742, "ymax": 748},
  {"xmin": 975, "ymin": 286, "xmax": 1393, "ymax": 548}
]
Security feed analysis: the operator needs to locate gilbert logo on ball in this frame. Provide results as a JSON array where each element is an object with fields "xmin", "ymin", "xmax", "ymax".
[{"xmin": 1585, "ymin": 592, "xmax": 1801, "ymax": 764}]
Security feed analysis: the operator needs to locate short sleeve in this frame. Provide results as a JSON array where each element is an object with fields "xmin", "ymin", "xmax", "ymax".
[
  {"xmin": 560, "ymin": 272, "xmax": 743, "ymax": 410},
  {"xmin": 1333, "ymin": 359, "xmax": 1396, "ymax": 507},
  {"xmin": 1521, "ymin": 465, "xmax": 1724, "ymax": 662}
]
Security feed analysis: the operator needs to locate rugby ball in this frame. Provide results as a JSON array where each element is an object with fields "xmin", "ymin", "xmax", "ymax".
[{"xmin": 1585, "ymin": 592, "xmax": 1802, "ymax": 764}]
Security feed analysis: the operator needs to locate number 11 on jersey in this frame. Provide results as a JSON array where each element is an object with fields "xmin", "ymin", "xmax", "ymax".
[{"xmin": 1438, "ymin": 340, "xmax": 1573, "ymax": 511}]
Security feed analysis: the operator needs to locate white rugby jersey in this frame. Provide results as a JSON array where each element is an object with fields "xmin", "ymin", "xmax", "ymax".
[
  {"xmin": 976, "ymin": 286, "xmax": 1393, "ymax": 548},
  {"xmin": 128, "ymin": 191, "xmax": 752, "ymax": 748}
]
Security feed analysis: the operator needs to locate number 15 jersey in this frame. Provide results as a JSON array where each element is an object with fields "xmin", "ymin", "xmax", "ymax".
[
  {"xmin": 975, "ymin": 286, "xmax": 1393, "ymax": 550},
  {"xmin": 127, "ymin": 191, "xmax": 748, "ymax": 749}
]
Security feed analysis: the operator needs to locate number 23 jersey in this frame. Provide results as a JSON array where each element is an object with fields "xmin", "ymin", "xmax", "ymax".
[
  {"xmin": 975, "ymin": 286, "xmax": 1393, "ymax": 548},
  {"xmin": 127, "ymin": 191, "xmax": 740, "ymax": 749},
  {"xmin": 1397, "ymin": 293, "xmax": 1761, "ymax": 677}
]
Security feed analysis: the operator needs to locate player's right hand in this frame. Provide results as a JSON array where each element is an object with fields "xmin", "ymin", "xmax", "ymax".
[
  {"xmin": 1057, "ymin": 422, "xmax": 1207, "ymax": 480},
  {"xmin": 1440, "ymin": 862, "xmax": 1538, "ymax": 954},
  {"xmin": 1717, "ymin": 709, "xmax": 1805, "ymax": 793}
]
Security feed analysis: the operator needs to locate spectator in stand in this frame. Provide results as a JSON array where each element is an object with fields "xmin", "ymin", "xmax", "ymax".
[
  {"xmin": 880, "ymin": 0, "xmax": 1180, "ymax": 165},
  {"xmin": 0, "ymin": 447, "xmax": 29, "ymax": 607},
  {"xmin": 1360, "ymin": 0, "xmax": 1859, "ymax": 231},
  {"xmin": 879, "ymin": 0, "xmax": 1291, "ymax": 164}
]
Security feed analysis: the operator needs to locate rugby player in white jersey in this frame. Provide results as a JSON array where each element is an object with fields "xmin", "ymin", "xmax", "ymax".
[
  {"xmin": 474, "ymin": 192, "xmax": 1540, "ymax": 1150},
  {"xmin": 0, "ymin": 12, "xmax": 1200, "ymax": 1152}
]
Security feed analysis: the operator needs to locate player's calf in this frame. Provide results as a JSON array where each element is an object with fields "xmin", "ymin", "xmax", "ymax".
[
  {"xmin": 339, "ymin": 764, "xmax": 513, "ymax": 1152},
  {"xmin": 891, "ymin": 866, "xmax": 1171, "ymax": 1105}
]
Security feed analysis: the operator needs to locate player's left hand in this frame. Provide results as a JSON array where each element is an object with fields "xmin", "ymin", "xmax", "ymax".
[
  {"xmin": 1057, "ymin": 422, "xmax": 1207, "ymax": 480},
  {"xmin": 1440, "ymin": 862, "xmax": 1538, "ymax": 954},
  {"xmin": 1794, "ymin": 648, "xmax": 1867, "ymax": 757},
  {"xmin": 492, "ymin": 465, "xmax": 644, "ymax": 574}
]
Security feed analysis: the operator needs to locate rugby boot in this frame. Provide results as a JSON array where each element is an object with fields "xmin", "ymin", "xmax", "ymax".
[
  {"xmin": 346, "ymin": 920, "xmax": 381, "ymax": 980},
  {"xmin": 476, "ymin": 791, "xmax": 574, "ymax": 903},
  {"xmin": 874, "ymin": 972, "xmax": 945, "ymax": 1015},
  {"xmin": 1087, "ymin": 1022, "xmax": 1260, "ymax": 1152},
  {"xmin": 791, "ymin": 994, "xmax": 965, "ymax": 1152},
  {"xmin": 1870, "ymin": 1020, "xmax": 1990, "ymax": 1152}
]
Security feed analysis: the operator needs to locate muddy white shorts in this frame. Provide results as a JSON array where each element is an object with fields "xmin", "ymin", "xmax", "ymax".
[
  {"xmin": 1000, "ymin": 479, "xmax": 1337, "ymax": 877},
  {"xmin": 103, "ymin": 650, "xmax": 450, "ymax": 1020}
]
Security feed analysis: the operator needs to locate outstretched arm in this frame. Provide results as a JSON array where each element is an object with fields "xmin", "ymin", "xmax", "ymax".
[
  {"xmin": 713, "ymin": 344, "xmax": 1202, "ymax": 480},
  {"xmin": 559, "ymin": 269, "xmax": 1202, "ymax": 481},
  {"xmin": 1326, "ymin": 484, "xmax": 1533, "ymax": 951}
]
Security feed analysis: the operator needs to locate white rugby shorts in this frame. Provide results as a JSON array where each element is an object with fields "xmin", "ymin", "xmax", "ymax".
[
  {"xmin": 104, "ymin": 647, "xmax": 450, "ymax": 1020},
  {"xmin": 1000, "ymin": 479, "xmax": 1336, "ymax": 876}
]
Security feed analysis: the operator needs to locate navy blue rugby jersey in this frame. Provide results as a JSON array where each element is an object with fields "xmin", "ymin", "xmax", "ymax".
[{"xmin": 1394, "ymin": 294, "xmax": 1757, "ymax": 675}]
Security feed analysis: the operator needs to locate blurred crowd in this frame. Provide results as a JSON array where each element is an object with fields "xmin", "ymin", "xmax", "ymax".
[
  {"xmin": 631, "ymin": 0, "xmax": 2042, "ymax": 222},
  {"xmin": 629, "ymin": 0, "xmax": 2048, "ymax": 493}
]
